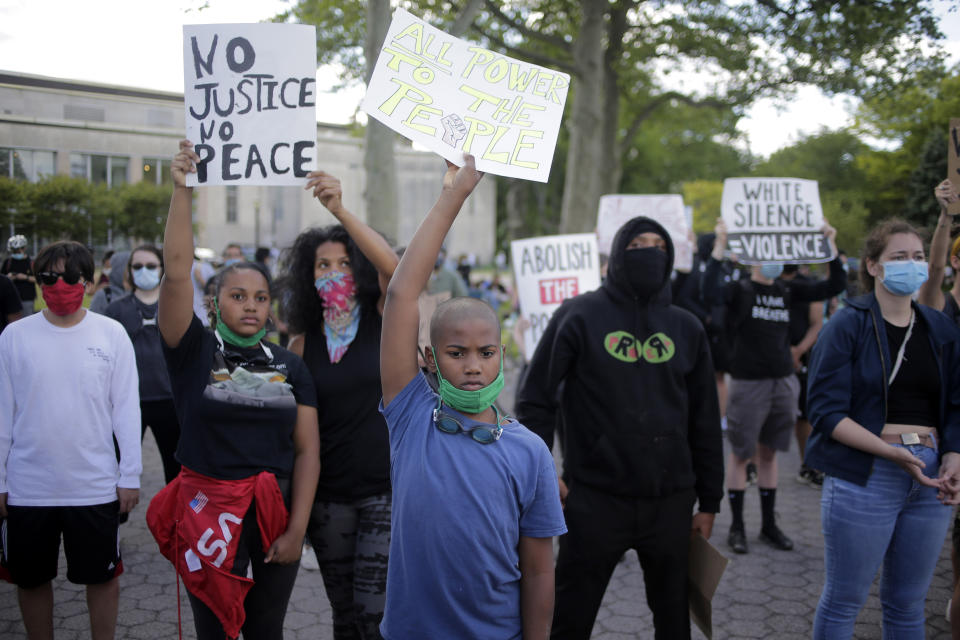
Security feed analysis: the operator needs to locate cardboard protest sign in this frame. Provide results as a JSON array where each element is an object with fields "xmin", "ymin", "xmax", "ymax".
[
  {"xmin": 688, "ymin": 533, "xmax": 729, "ymax": 640},
  {"xmin": 721, "ymin": 178, "xmax": 831, "ymax": 264},
  {"xmin": 182, "ymin": 24, "xmax": 318, "ymax": 186},
  {"xmin": 597, "ymin": 195, "xmax": 694, "ymax": 272},
  {"xmin": 949, "ymin": 119, "xmax": 960, "ymax": 215},
  {"xmin": 361, "ymin": 8, "xmax": 569, "ymax": 183},
  {"xmin": 511, "ymin": 234, "xmax": 600, "ymax": 359}
]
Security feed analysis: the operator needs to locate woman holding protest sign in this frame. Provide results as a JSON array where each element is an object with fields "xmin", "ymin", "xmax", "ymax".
[
  {"xmin": 148, "ymin": 140, "xmax": 320, "ymax": 640},
  {"xmin": 280, "ymin": 170, "xmax": 398, "ymax": 639},
  {"xmin": 805, "ymin": 218, "xmax": 960, "ymax": 638}
]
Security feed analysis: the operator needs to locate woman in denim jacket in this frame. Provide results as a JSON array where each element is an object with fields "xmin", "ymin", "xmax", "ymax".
[{"xmin": 805, "ymin": 218, "xmax": 960, "ymax": 639}]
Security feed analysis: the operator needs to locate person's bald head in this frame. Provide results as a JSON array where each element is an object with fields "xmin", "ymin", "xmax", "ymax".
[{"xmin": 430, "ymin": 297, "xmax": 500, "ymax": 348}]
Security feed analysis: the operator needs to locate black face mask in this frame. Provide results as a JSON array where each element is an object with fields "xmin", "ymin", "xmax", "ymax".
[{"xmin": 623, "ymin": 247, "xmax": 668, "ymax": 299}]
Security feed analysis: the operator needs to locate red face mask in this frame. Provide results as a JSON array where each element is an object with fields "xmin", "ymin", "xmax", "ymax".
[{"xmin": 42, "ymin": 279, "xmax": 86, "ymax": 316}]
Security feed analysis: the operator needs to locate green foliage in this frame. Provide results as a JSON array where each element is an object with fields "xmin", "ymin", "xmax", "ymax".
[
  {"xmin": 115, "ymin": 182, "xmax": 173, "ymax": 244},
  {"xmin": 752, "ymin": 130, "xmax": 873, "ymax": 254},
  {"xmin": 855, "ymin": 66, "xmax": 960, "ymax": 228},
  {"xmin": 279, "ymin": 0, "xmax": 952, "ymax": 245},
  {"xmin": 682, "ymin": 180, "xmax": 724, "ymax": 234},
  {"xmin": 2, "ymin": 177, "xmax": 172, "ymax": 249},
  {"xmin": 273, "ymin": 0, "xmax": 367, "ymax": 84}
]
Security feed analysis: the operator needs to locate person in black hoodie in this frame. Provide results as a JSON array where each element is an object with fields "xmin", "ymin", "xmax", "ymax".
[{"xmin": 516, "ymin": 216, "xmax": 723, "ymax": 640}]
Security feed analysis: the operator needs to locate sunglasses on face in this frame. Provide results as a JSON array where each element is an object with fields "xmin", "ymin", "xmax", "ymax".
[
  {"xmin": 433, "ymin": 405, "xmax": 503, "ymax": 444},
  {"xmin": 131, "ymin": 263, "xmax": 160, "ymax": 271},
  {"xmin": 38, "ymin": 271, "xmax": 84, "ymax": 286}
]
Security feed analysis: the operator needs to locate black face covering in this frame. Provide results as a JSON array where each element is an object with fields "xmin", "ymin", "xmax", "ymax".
[{"xmin": 623, "ymin": 247, "xmax": 668, "ymax": 299}]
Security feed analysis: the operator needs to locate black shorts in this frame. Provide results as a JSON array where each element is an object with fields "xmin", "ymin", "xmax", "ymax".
[{"xmin": 1, "ymin": 501, "xmax": 123, "ymax": 588}]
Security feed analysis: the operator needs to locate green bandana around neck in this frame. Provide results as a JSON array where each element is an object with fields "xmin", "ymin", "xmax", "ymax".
[
  {"xmin": 432, "ymin": 348, "xmax": 505, "ymax": 415},
  {"xmin": 214, "ymin": 297, "xmax": 266, "ymax": 348}
]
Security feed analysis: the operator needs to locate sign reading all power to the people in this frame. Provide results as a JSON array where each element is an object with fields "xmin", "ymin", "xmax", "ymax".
[
  {"xmin": 361, "ymin": 8, "xmax": 569, "ymax": 183},
  {"xmin": 720, "ymin": 178, "xmax": 831, "ymax": 264}
]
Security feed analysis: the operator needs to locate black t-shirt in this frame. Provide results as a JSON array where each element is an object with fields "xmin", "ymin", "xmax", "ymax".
[
  {"xmin": 0, "ymin": 275, "xmax": 22, "ymax": 334},
  {"xmin": 1, "ymin": 257, "xmax": 35, "ymax": 301},
  {"xmin": 164, "ymin": 315, "xmax": 317, "ymax": 480},
  {"xmin": 303, "ymin": 307, "xmax": 390, "ymax": 502},
  {"xmin": 783, "ymin": 274, "xmax": 812, "ymax": 347},
  {"xmin": 105, "ymin": 295, "xmax": 172, "ymax": 402},
  {"xmin": 728, "ymin": 279, "xmax": 794, "ymax": 379},
  {"xmin": 885, "ymin": 316, "xmax": 939, "ymax": 428}
]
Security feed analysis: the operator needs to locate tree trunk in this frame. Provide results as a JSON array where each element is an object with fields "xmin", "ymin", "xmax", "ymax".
[
  {"xmin": 600, "ymin": 2, "xmax": 628, "ymax": 196},
  {"xmin": 559, "ymin": 0, "xmax": 607, "ymax": 233},
  {"xmin": 363, "ymin": 0, "xmax": 398, "ymax": 239}
]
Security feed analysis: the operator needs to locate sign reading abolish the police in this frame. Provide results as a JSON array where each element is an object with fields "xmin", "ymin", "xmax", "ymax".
[
  {"xmin": 361, "ymin": 8, "xmax": 569, "ymax": 183},
  {"xmin": 511, "ymin": 234, "xmax": 600, "ymax": 359},
  {"xmin": 721, "ymin": 178, "xmax": 831, "ymax": 264},
  {"xmin": 182, "ymin": 23, "xmax": 318, "ymax": 187},
  {"xmin": 596, "ymin": 194, "xmax": 694, "ymax": 272}
]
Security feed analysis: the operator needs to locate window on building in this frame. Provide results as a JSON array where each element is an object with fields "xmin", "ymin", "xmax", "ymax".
[
  {"xmin": 0, "ymin": 148, "xmax": 56, "ymax": 181},
  {"xmin": 142, "ymin": 158, "xmax": 173, "ymax": 185},
  {"xmin": 226, "ymin": 186, "xmax": 238, "ymax": 223},
  {"xmin": 69, "ymin": 153, "xmax": 129, "ymax": 187}
]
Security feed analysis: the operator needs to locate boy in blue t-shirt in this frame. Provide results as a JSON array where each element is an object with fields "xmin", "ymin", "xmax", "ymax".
[{"xmin": 379, "ymin": 155, "xmax": 566, "ymax": 639}]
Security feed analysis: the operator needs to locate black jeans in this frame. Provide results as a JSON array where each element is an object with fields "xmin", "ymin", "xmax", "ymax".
[
  {"xmin": 140, "ymin": 399, "xmax": 181, "ymax": 484},
  {"xmin": 552, "ymin": 484, "xmax": 696, "ymax": 640},
  {"xmin": 188, "ymin": 485, "xmax": 300, "ymax": 640}
]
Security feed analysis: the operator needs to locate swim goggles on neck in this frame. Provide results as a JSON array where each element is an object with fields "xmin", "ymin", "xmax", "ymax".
[{"xmin": 433, "ymin": 399, "xmax": 503, "ymax": 444}]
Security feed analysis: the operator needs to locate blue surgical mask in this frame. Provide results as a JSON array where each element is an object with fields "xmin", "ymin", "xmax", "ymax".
[
  {"xmin": 11, "ymin": 253, "xmax": 26, "ymax": 260},
  {"xmin": 760, "ymin": 264, "xmax": 784, "ymax": 279},
  {"xmin": 881, "ymin": 260, "xmax": 928, "ymax": 296},
  {"xmin": 132, "ymin": 267, "xmax": 161, "ymax": 290},
  {"xmin": 223, "ymin": 258, "xmax": 243, "ymax": 267}
]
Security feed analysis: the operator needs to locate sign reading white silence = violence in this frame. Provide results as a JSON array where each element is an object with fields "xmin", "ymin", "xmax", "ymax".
[
  {"xmin": 511, "ymin": 234, "xmax": 600, "ymax": 359},
  {"xmin": 183, "ymin": 23, "xmax": 318, "ymax": 187},
  {"xmin": 362, "ymin": 8, "xmax": 569, "ymax": 183},
  {"xmin": 720, "ymin": 177, "xmax": 831, "ymax": 264}
]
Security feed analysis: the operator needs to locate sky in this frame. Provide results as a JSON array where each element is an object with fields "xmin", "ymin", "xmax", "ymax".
[{"xmin": 0, "ymin": 0, "xmax": 957, "ymax": 159}]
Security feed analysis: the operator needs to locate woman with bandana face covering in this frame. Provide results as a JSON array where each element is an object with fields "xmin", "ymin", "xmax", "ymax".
[
  {"xmin": 280, "ymin": 171, "xmax": 398, "ymax": 640},
  {"xmin": 104, "ymin": 245, "xmax": 180, "ymax": 484},
  {"xmin": 150, "ymin": 141, "xmax": 321, "ymax": 640},
  {"xmin": 805, "ymin": 219, "xmax": 960, "ymax": 638}
]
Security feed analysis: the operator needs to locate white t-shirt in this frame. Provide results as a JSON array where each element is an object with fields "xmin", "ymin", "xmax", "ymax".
[{"xmin": 0, "ymin": 310, "xmax": 142, "ymax": 506}]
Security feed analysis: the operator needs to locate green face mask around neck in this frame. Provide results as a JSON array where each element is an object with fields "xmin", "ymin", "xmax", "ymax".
[
  {"xmin": 214, "ymin": 297, "xmax": 266, "ymax": 348},
  {"xmin": 431, "ymin": 347, "xmax": 505, "ymax": 415}
]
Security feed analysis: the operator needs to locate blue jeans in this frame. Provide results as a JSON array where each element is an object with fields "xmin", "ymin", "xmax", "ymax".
[{"xmin": 813, "ymin": 443, "xmax": 951, "ymax": 639}]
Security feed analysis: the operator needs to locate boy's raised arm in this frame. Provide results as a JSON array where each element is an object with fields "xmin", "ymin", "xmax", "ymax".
[
  {"xmin": 380, "ymin": 155, "xmax": 482, "ymax": 407},
  {"xmin": 159, "ymin": 140, "xmax": 201, "ymax": 349}
]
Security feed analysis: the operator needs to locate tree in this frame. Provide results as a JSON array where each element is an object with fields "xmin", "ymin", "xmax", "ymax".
[
  {"xmin": 855, "ymin": 67, "xmax": 960, "ymax": 228},
  {"xmin": 753, "ymin": 129, "xmax": 874, "ymax": 252},
  {"xmin": 453, "ymin": 0, "xmax": 947, "ymax": 232},
  {"xmin": 275, "ymin": 0, "xmax": 483, "ymax": 240},
  {"xmin": 279, "ymin": 0, "xmax": 948, "ymax": 237},
  {"xmin": 682, "ymin": 180, "xmax": 724, "ymax": 234}
]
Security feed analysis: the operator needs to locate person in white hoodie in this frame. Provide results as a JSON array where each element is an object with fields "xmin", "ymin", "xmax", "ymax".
[{"xmin": 0, "ymin": 240, "xmax": 141, "ymax": 640}]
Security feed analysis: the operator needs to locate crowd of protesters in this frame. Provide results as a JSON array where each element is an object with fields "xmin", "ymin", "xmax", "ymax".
[{"xmin": 2, "ymin": 139, "xmax": 960, "ymax": 640}]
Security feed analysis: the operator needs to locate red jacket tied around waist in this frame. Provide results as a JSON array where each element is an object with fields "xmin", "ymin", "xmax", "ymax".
[{"xmin": 146, "ymin": 467, "xmax": 288, "ymax": 638}]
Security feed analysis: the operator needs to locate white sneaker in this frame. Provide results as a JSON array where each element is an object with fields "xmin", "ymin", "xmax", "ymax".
[{"xmin": 300, "ymin": 543, "xmax": 319, "ymax": 571}]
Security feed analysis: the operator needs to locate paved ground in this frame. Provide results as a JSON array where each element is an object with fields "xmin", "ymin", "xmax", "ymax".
[{"xmin": 1, "ymin": 371, "xmax": 956, "ymax": 638}]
